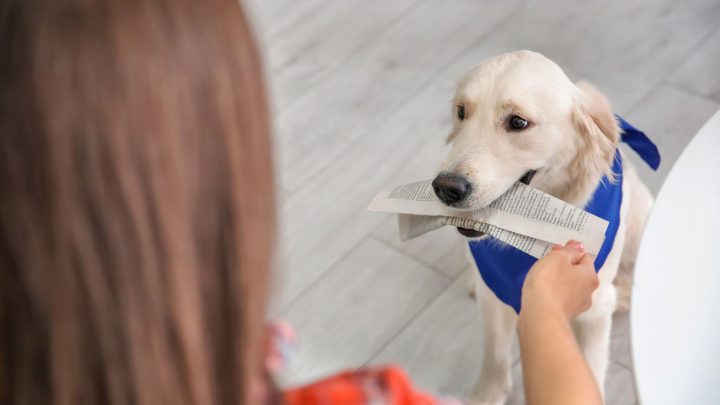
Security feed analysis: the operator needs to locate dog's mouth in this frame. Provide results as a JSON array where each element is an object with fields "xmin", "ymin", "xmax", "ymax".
[
  {"xmin": 456, "ymin": 170, "xmax": 537, "ymax": 238},
  {"xmin": 518, "ymin": 170, "xmax": 537, "ymax": 185}
]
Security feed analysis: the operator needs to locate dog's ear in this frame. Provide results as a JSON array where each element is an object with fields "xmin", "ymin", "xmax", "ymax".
[{"xmin": 571, "ymin": 81, "xmax": 620, "ymax": 180}]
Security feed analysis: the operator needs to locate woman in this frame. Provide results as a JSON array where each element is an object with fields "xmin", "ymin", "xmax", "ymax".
[
  {"xmin": 2, "ymin": 0, "xmax": 272, "ymax": 403},
  {"xmin": 0, "ymin": 0, "xmax": 600, "ymax": 404}
]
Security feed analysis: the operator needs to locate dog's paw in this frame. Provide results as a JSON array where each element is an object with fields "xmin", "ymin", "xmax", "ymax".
[{"xmin": 468, "ymin": 369, "xmax": 512, "ymax": 405}]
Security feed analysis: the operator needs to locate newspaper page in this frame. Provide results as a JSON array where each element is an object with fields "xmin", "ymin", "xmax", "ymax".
[
  {"xmin": 369, "ymin": 180, "xmax": 608, "ymax": 256},
  {"xmin": 398, "ymin": 214, "xmax": 553, "ymax": 258}
]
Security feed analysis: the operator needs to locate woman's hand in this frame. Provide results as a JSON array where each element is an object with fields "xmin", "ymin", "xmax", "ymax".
[
  {"xmin": 520, "ymin": 240, "xmax": 598, "ymax": 321},
  {"xmin": 517, "ymin": 240, "xmax": 603, "ymax": 405}
]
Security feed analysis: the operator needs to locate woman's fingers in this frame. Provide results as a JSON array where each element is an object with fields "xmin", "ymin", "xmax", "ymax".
[
  {"xmin": 578, "ymin": 253, "xmax": 594, "ymax": 268},
  {"xmin": 551, "ymin": 240, "xmax": 586, "ymax": 264}
]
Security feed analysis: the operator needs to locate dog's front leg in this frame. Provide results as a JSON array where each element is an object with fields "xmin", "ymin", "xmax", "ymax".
[
  {"xmin": 469, "ymin": 270, "xmax": 517, "ymax": 405},
  {"xmin": 572, "ymin": 283, "xmax": 616, "ymax": 399}
]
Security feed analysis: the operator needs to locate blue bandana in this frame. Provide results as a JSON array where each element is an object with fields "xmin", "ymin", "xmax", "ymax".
[{"xmin": 469, "ymin": 116, "xmax": 660, "ymax": 313}]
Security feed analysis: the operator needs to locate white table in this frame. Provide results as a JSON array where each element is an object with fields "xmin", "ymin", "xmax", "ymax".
[{"xmin": 632, "ymin": 110, "xmax": 720, "ymax": 405}]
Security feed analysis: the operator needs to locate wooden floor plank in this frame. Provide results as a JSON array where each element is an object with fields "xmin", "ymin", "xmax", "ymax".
[
  {"xmin": 668, "ymin": 25, "xmax": 720, "ymax": 103},
  {"xmin": 622, "ymin": 84, "xmax": 720, "ymax": 194},
  {"xmin": 372, "ymin": 217, "xmax": 470, "ymax": 278},
  {"xmin": 263, "ymin": 0, "xmax": 423, "ymax": 109},
  {"xmin": 368, "ymin": 275, "xmax": 520, "ymax": 399},
  {"xmin": 611, "ymin": 311, "xmax": 633, "ymax": 369},
  {"xmin": 605, "ymin": 362, "xmax": 640, "ymax": 405},
  {"xmin": 279, "ymin": 237, "xmax": 450, "ymax": 387},
  {"xmin": 243, "ymin": 0, "xmax": 323, "ymax": 41},
  {"xmin": 463, "ymin": 0, "xmax": 720, "ymax": 113}
]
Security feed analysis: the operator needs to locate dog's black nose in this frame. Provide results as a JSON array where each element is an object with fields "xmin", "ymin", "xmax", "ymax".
[{"xmin": 432, "ymin": 173, "xmax": 471, "ymax": 205}]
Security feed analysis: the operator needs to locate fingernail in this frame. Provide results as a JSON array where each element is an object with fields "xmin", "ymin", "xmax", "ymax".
[{"xmin": 566, "ymin": 240, "xmax": 585, "ymax": 252}]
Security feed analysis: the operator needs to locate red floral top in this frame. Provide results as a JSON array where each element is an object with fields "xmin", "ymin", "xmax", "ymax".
[
  {"xmin": 284, "ymin": 366, "xmax": 459, "ymax": 405},
  {"xmin": 267, "ymin": 322, "xmax": 462, "ymax": 405}
]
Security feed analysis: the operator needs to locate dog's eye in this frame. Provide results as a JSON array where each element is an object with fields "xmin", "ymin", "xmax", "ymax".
[
  {"xmin": 457, "ymin": 105, "xmax": 465, "ymax": 121},
  {"xmin": 508, "ymin": 115, "xmax": 529, "ymax": 131}
]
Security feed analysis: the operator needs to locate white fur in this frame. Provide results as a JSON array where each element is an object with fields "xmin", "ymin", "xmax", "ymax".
[{"xmin": 437, "ymin": 51, "xmax": 653, "ymax": 404}]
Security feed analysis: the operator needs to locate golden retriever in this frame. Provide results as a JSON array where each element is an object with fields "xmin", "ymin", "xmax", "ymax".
[{"xmin": 432, "ymin": 50, "xmax": 653, "ymax": 404}]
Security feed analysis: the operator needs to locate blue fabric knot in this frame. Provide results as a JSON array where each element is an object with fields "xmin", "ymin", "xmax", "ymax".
[{"xmin": 616, "ymin": 115, "xmax": 661, "ymax": 170}]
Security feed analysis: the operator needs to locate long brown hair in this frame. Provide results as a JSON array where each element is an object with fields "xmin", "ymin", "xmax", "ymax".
[{"xmin": 0, "ymin": 0, "xmax": 275, "ymax": 404}]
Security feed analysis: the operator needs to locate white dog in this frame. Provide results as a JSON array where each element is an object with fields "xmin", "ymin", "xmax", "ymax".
[{"xmin": 431, "ymin": 50, "xmax": 656, "ymax": 404}]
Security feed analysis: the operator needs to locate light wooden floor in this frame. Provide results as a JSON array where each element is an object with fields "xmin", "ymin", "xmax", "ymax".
[{"xmin": 244, "ymin": 1, "xmax": 720, "ymax": 403}]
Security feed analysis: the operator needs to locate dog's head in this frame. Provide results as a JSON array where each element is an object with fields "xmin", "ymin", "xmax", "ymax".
[{"xmin": 433, "ymin": 51, "xmax": 619, "ymax": 237}]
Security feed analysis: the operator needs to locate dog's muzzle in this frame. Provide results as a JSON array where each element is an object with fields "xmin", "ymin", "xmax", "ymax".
[{"xmin": 456, "ymin": 170, "xmax": 537, "ymax": 238}]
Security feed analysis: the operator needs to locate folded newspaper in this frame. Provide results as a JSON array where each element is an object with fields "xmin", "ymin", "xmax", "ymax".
[{"xmin": 367, "ymin": 180, "xmax": 609, "ymax": 259}]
